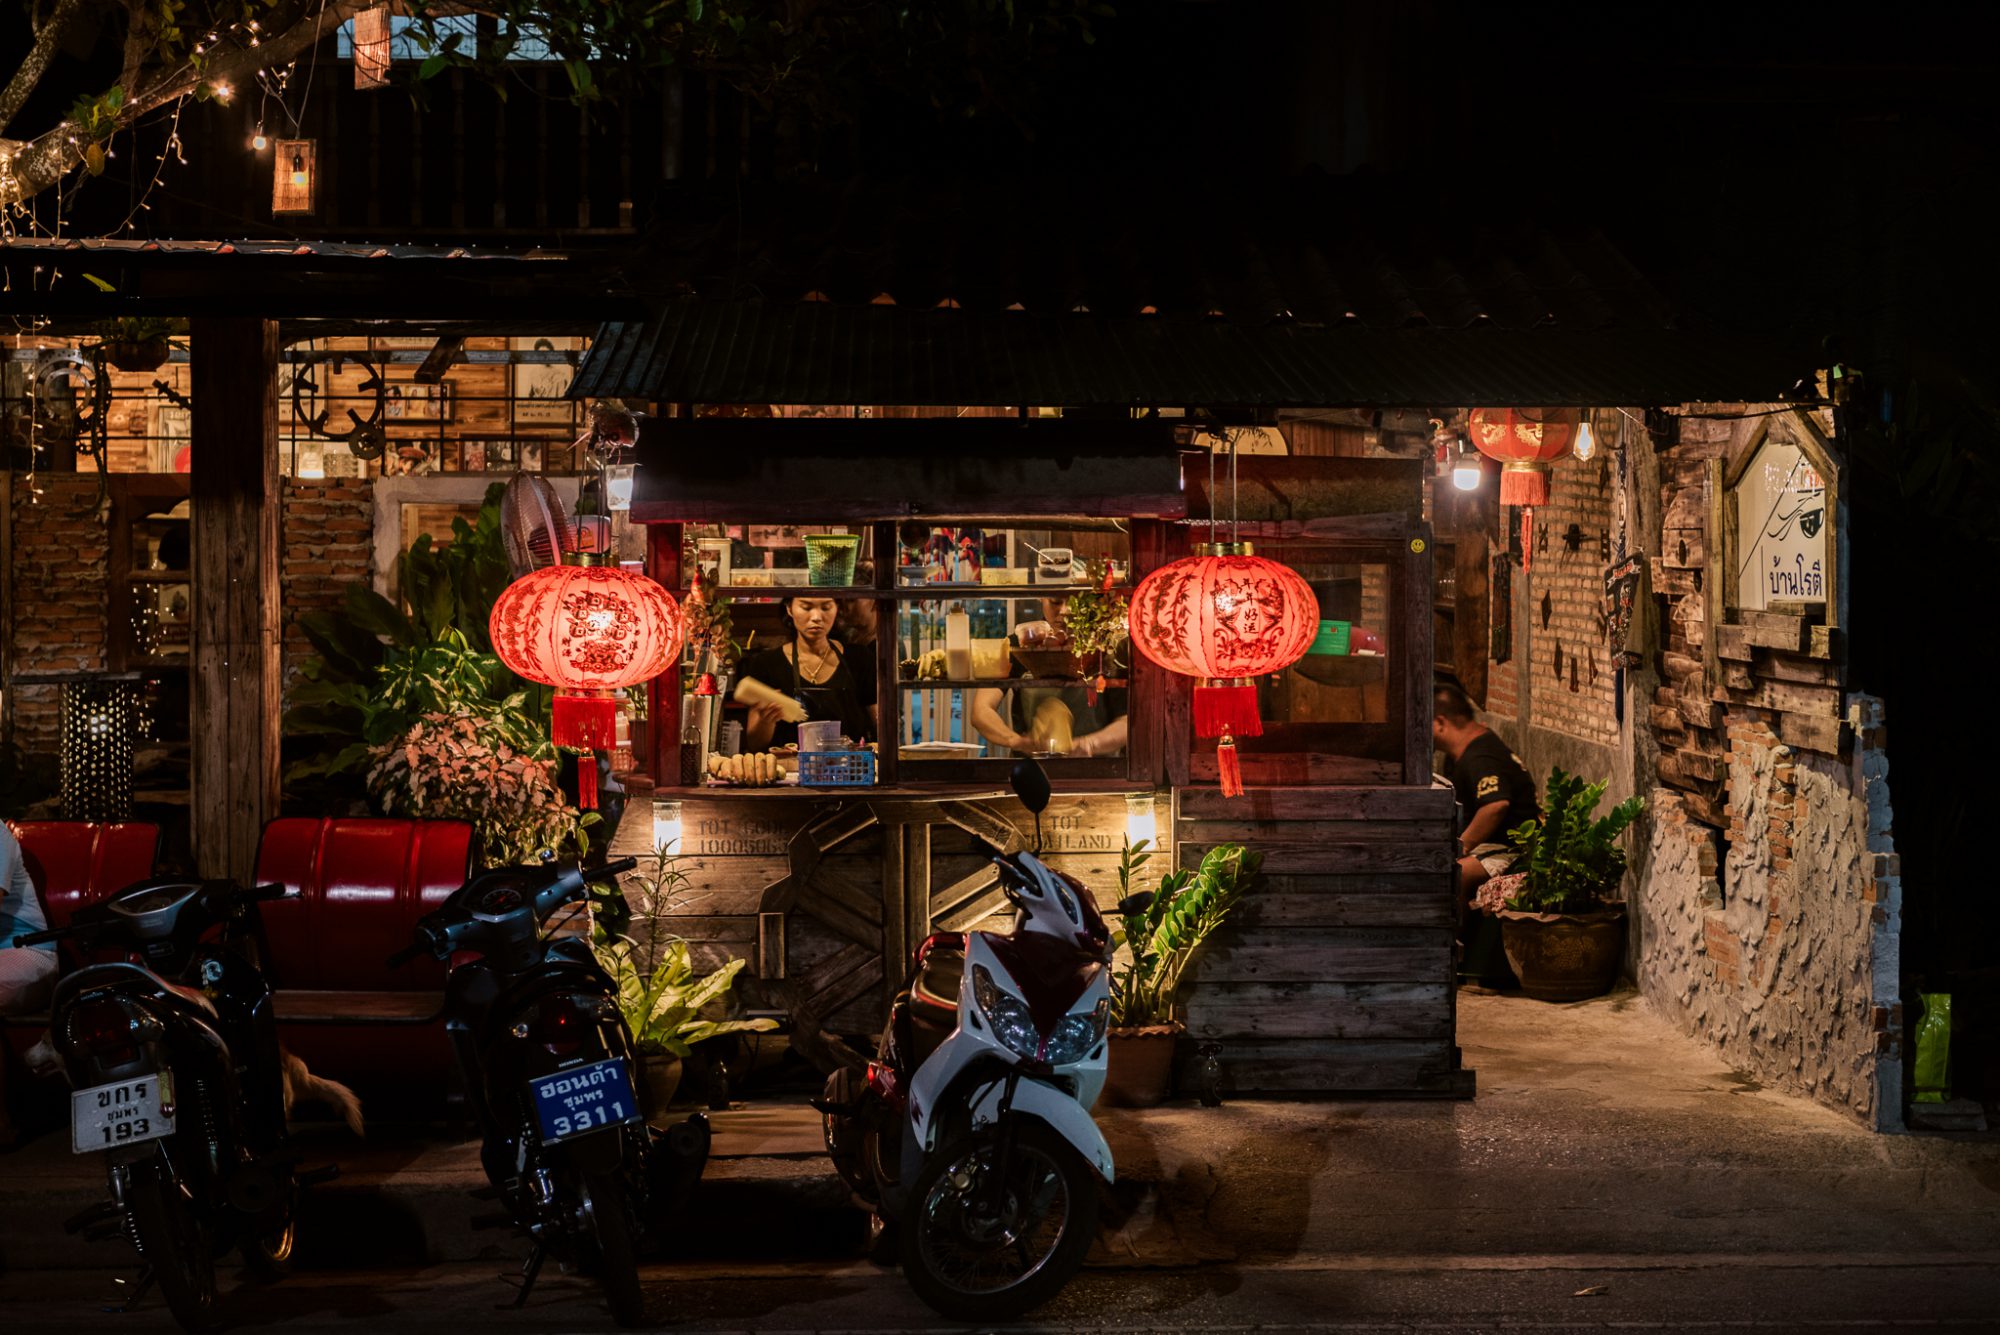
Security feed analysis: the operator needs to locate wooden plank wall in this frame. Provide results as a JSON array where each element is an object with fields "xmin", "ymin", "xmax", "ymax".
[
  {"xmin": 1173, "ymin": 783, "xmax": 1471, "ymax": 1096},
  {"xmin": 620, "ymin": 791, "xmax": 1136, "ymax": 1052}
]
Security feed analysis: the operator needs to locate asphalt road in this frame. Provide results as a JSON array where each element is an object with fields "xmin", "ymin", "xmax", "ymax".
[{"xmin": 4, "ymin": 1253, "xmax": 1999, "ymax": 1333}]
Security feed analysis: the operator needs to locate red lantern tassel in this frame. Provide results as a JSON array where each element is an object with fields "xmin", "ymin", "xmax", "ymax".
[
  {"xmin": 1521, "ymin": 505, "xmax": 1534, "ymax": 575},
  {"xmin": 575, "ymin": 756, "xmax": 598, "ymax": 811},
  {"xmin": 552, "ymin": 693, "xmax": 619, "ymax": 750},
  {"xmin": 1193, "ymin": 680, "xmax": 1263, "ymax": 739},
  {"xmin": 1216, "ymin": 727, "xmax": 1245, "ymax": 799},
  {"xmin": 1499, "ymin": 464, "xmax": 1551, "ymax": 507}
]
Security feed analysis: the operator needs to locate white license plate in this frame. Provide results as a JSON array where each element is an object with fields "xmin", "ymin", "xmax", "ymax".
[{"xmin": 72, "ymin": 1073, "xmax": 175, "ymax": 1155}]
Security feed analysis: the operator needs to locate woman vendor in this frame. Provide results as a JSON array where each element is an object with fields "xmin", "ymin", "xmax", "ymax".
[{"xmin": 739, "ymin": 595, "xmax": 879, "ymax": 751}]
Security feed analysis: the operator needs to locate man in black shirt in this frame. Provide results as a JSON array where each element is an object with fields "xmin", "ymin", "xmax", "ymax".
[{"xmin": 1434, "ymin": 682, "xmax": 1540, "ymax": 911}]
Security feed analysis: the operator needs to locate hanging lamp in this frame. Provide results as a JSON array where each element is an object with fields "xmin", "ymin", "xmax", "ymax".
[{"xmin": 1128, "ymin": 431, "xmax": 1319, "ymax": 797}]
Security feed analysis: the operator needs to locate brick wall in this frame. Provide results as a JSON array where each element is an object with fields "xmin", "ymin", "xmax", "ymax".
[
  {"xmin": 280, "ymin": 479, "xmax": 375, "ymax": 689},
  {"xmin": 6, "ymin": 477, "xmax": 112, "ymax": 757},
  {"xmin": 1519, "ymin": 446, "xmax": 1619, "ymax": 746}
]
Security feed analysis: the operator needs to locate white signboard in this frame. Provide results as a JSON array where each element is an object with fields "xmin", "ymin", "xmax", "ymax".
[{"xmin": 1734, "ymin": 440, "xmax": 1827, "ymax": 611}]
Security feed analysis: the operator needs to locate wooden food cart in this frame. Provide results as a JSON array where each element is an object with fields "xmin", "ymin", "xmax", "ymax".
[{"xmin": 617, "ymin": 417, "xmax": 1467, "ymax": 1097}]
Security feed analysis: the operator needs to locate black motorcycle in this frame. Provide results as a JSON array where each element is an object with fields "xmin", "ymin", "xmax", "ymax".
[
  {"xmin": 387, "ymin": 855, "xmax": 692, "ymax": 1328},
  {"xmin": 10, "ymin": 877, "xmax": 314, "ymax": 1332}
]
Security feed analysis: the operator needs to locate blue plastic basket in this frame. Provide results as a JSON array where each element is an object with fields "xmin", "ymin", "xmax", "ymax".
[{"xmin": 796, "ymin": 749, "xmax": 877, "ymax": 787}]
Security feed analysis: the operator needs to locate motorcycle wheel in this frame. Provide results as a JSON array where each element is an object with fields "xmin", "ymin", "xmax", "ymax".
[
  {"xmin": 580, "ymin": 1170, "xmax": 647, "ymax": 1328},
  {"xmin": 239, "ymin": 1180, "xmax": 298, "ymax": 1280},
  {"xmin": 126, "ymin": 1155, "xmax": 221, "ymax": 1332},
  {"xmin": 900, "ymin": 1119, "xmax": 1098, "ymax": 1321}
]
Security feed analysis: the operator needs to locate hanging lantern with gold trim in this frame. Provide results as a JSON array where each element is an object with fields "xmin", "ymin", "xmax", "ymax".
[{"xmin": 1467, "ymin": 408, "xmax": 1578, "ymax": 506}]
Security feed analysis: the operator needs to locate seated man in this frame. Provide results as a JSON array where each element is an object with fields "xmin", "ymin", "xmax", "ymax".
[
  {"xmin": 1433, "ymin": 682, "xmax": 1539, "ymax": 915},
  {"xmin": 1, "ymin": 823, "xmax": 58, "ymax": 1149}
]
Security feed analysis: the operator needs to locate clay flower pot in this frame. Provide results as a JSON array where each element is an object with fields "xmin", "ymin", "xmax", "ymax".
[
  {"xmin": 637, "ymin": 1053, "xmax": 683, "ymax": 1124},
  {"xmin": 1496, "ymin": 904, "xmax": 1626, "ymax": 1002},
  {"xmin": 1100, "ymin": 1022, "xmax": 1183, "ymax": 1107}
]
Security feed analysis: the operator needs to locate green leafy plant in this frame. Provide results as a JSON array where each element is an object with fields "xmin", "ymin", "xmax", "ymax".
[
  {"xmin": 1502, "ymin": 768, "xmax": 1646, "ymax": 915},
  {"xmin": 94, "ymin": 315, "xmax": 186, "ymax": 345},
  {"xmin": 594, "ymin": 847, "xmax": 778, "ymax": 1058},
  {"xmin": 282, "ymin": 483, "xmax": 551, "ymax": 806},
  {"xmin": 1061, "ymin": 560, "xmax": 1130, "ymax": 658},
  {"xmin": 1107, "ymin": 840, "xmax": 1261, "ymax": 1028}
]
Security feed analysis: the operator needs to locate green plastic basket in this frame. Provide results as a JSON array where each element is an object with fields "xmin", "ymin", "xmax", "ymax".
[
  {"xmin": 804, "ymin": 534, "xmax": 860, "ymax": 587},
  {"xmin": 1307, "ymin": 619, "xmax": 1352, "ymax": 655}
]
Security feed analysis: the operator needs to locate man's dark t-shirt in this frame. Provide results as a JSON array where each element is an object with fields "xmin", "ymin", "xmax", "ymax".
[{"xmin": 1450, "ymin": 732, "xmax": 1539, "ymax": 843}]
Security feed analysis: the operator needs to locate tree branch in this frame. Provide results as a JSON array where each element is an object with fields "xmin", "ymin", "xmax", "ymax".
[{"xmin": 0, "ymin": 0, "xmax": 87, "ymax": 135}]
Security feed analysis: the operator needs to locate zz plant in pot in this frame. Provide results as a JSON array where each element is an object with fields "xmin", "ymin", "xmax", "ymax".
[
  {"xmin": 593, "ymin": 848, "xmax": 777, "ymax": 1117},
  {"xmin": 1477, "ymin": 767, "xmax": 1645, "ymax": 1002},
  {"xmin": 1102, "ymin": 839, "xmax": 1261, "ymax": 1107}
]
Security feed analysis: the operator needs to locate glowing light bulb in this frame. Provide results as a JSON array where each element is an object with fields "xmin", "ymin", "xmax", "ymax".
[
  {"xmin": 1573, "ymin": 415, "xmax": 1597, "ymax": 462},
  {"xmin": 1452, "ymin": 453, "xmax": 1483, "ymax": 491},
  {"xmin": 653, "ymin": 800, "xmax": 683, "ymax": 855},
  {"xmin": 1125, "ymin": 793, "xmax": 1158, "ymax": 850},
  {"xmin": 251, "ymin": 132, "xmax": 268, "ymax": 151},
  {"xmin": 211, "ymin": 81, "xmax": 234, "ymax": 104},
  {"xmin": 289, "ymin": 154, "xmax": 306, "ymax": 186}
]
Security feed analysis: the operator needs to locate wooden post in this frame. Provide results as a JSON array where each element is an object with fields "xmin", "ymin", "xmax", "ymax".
[
  {"xmin": 646, "ymin": 522, "xmax": 683, "ymax": 787},
  {"xmin": 189, "ymin": 318, "xmax": 280, "ymax": 883}
]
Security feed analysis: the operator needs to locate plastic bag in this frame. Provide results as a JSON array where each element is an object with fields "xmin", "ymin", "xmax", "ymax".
[{"xmin": 1913, "ymin": 992, "xmax": 1951, "ymax": 1104}]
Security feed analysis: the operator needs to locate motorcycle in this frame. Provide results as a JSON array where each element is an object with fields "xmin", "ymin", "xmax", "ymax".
[
  {"xmin": 10, "ymin": 876, "xmax": 316, "ymax": 1332},
  {"xmin": 386, "ymin": 855, "xmax": 701, "ymax": 1328},
  {"xmin": 817, "ymin": 760, "xmax": 1152, "ymax": 1320}
]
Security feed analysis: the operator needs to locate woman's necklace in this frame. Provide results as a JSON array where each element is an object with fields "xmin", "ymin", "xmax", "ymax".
[{"xmin": 794, "ymin": 642, "xmax": 837, "ymax": 685}]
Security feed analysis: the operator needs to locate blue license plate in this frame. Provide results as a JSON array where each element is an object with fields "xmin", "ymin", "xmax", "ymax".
[{"xmin": 528, "ymin": 1057, "xmax": 641, "ymax": 1144}]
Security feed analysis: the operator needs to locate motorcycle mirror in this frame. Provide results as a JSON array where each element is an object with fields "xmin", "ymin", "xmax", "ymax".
[
  {"xmin": 1009, "ymin": 759, "xmax": 1051, "ymax": 815},
  {"xmin": 1115, "ymin": 891, "xmax": 1156, "ymax": 917}
]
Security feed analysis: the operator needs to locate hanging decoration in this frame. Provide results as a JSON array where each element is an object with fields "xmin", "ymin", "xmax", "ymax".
[
  {"xmin": 353, "ymin": 7, "xmax": 392, "ymax": 90},
  {"xmin": 1467, "ymin": 408, "xmax": 1578, "ymax": 507},
  {"xmin": 272, "ymin": 138, "xmax": 316, "ymax": 214},
  {"xmin": 1129, "ymin": 544, "xmax": 1317, "ymax": 798},
  {"xmin": 489, "ymin": 560, "xmax": 682, "ymax": 809}
]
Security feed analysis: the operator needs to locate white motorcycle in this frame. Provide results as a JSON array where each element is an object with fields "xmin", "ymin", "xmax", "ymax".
[{"xmin": 818, "ymin": 760, "xmax": 1151, "ymax": 1319}]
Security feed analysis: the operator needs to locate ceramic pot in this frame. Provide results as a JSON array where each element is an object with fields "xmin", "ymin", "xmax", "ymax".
[
  {"xmin": 637, "ymin": 1054, "xmax": 683, "ymax": 1123},
  {"xmin": 1100, "ymin": 1023, "xmax": 1183, "ymax": 1107},
  {"xmin": 1496, "ymin": 904, "xmax": 1626, "ymax": 1002}
]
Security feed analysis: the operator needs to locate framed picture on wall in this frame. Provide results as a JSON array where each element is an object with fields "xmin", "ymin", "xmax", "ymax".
[
  {"xmin": 149, "ymin": 402, "xmax": 190, "ymax": 474},
  {"xmin": 512, "ymin": 336, "xmax": 580, "ymax": 425},
  {"xmin": 384, "ymin": 382, "xmax": 454, "ymax": 422},
  {"xmin": 520, "ymin": 441, "xmax": 544, "ymax": 472},
  {"xmin": 461, "ymin": 440, "xmax": 489, "ymax": 472}
]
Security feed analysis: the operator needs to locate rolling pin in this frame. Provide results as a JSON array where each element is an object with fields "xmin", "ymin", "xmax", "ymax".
[{"xmin": 733, "ymin": 675, "xmax": 810, "ymax": 723}]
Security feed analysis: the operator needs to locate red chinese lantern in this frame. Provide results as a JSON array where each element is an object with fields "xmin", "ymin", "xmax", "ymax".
[
  {"xmin": 1128, "ymin": 544, "xmax": 1319, "ymax": 797},
  {"xmin": 1468, "ymin": 408, "xmax": 1578, "ymax": 507},
  {"xmin": 490, "ymin": 559, "xmax": 682, "ymax": 808}
]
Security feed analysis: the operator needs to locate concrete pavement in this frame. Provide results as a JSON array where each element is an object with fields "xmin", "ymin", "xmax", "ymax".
[{"xmin": 3, "ymin": 987, "xmax": 1999, "ymax": 1329}]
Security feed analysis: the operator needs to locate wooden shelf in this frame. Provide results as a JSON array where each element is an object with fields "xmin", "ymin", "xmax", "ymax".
[
  {"xmin": 1290, "ymin": 653, "xmax": 1389, "ymax": 688},
  {"xmin": 691, "ymin": 583, "xmax": 1129, "ymax": 600},
  {"xmin": 898, "ymin": 677, "xmax": 1124, "ymax": 690}
]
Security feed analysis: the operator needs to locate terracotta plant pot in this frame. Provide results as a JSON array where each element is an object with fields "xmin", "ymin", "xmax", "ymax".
[
  {"xmin": 104, "ymin": 339, "xmax": 171, "ymax": 373},
  {"xmin": 1100, "ymin": 1023, "xmax": 1183, "ymax": 1107},
  {"xmin": 1496, "ymin": 904, "xmax": 1626, "ymax": 1002},
  {"xmin": 637, "ymin": 1054, "xmax": 683, "ymax": 1123}
]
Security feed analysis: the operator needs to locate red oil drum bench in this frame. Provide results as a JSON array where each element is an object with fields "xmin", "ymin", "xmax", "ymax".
[
  {"xmin": 254, "ymin": 816, "xmax": 474, "ymax": 1093},
  {"xmin": 2, "ymin": 820, "xmax": 163, "ymax": 1058}
]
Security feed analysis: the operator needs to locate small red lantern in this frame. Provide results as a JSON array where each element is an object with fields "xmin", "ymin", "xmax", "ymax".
[
  {"xmin": 490, "ymin": 558, "xmax": 682, "ymax": 808},
  {"xmin": 1468, "ymin": 408, "xmax": 1578, "ymax": 507},
  {"xmin": 1128, "ymin": 543, "xmax": 1319, "ymax": 797}
]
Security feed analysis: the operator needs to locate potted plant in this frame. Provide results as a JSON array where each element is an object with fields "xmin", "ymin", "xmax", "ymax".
[
  {"xmin": 1057, "ymin": 559, "xmax": 1129, "ymax": 684},
  {"xmin": 593, "ymin": 848, "xmax": 776, "ymax": 1118},
  {"xmin": 1480, "ymin": 768, "xmax": 1645, "ymax": 1002},
  {"xmin": 96, "ymin": 316, "xmax": 186, "ymax": 372},
  {"xmin": 1103, "ymin": 839, "xmax": 1262, "ymax": 1107}
]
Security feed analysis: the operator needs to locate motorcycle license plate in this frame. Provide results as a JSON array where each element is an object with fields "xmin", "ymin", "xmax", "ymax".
[
  {"xmin": 72, "ymin": 1073, "xmax": 175, "ymax": 1155},
  {"xmin": 528, "ymin": 1058, "xmax": 640, "ymax": 1145}
]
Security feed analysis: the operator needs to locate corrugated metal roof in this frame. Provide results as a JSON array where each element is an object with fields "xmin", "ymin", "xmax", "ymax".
[
  {"xmin": 574, "ymin": 299, "xmax": 1806, "ymax": 408},
  {"xmin": 575, "ymin": 176, "xmax": 1812, "ymax": 407}
]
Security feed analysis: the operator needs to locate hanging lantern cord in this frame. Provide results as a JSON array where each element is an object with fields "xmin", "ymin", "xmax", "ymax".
[{"xmin": 1231, "ymin": 426, "xmax": 1241, "ymax": 544}]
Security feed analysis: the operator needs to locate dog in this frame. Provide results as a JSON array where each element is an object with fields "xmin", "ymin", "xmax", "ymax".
[
  {"xmin": 25, "ymin": 1034, "xmax": 364, "ymax": 1137},
  {"xmin": 279, "ymin": 1048, "xmax": 366, "ymax": 1137}
]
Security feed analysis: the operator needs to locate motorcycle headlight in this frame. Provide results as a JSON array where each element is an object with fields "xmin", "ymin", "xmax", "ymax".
[
  {"xmin": 1042, "ymin": 997, "xmax": 1109, "ymax": 1067},
  {"xmin": 970, "ymin": 964, "xmax": 1042, "ymax": 1061}
]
